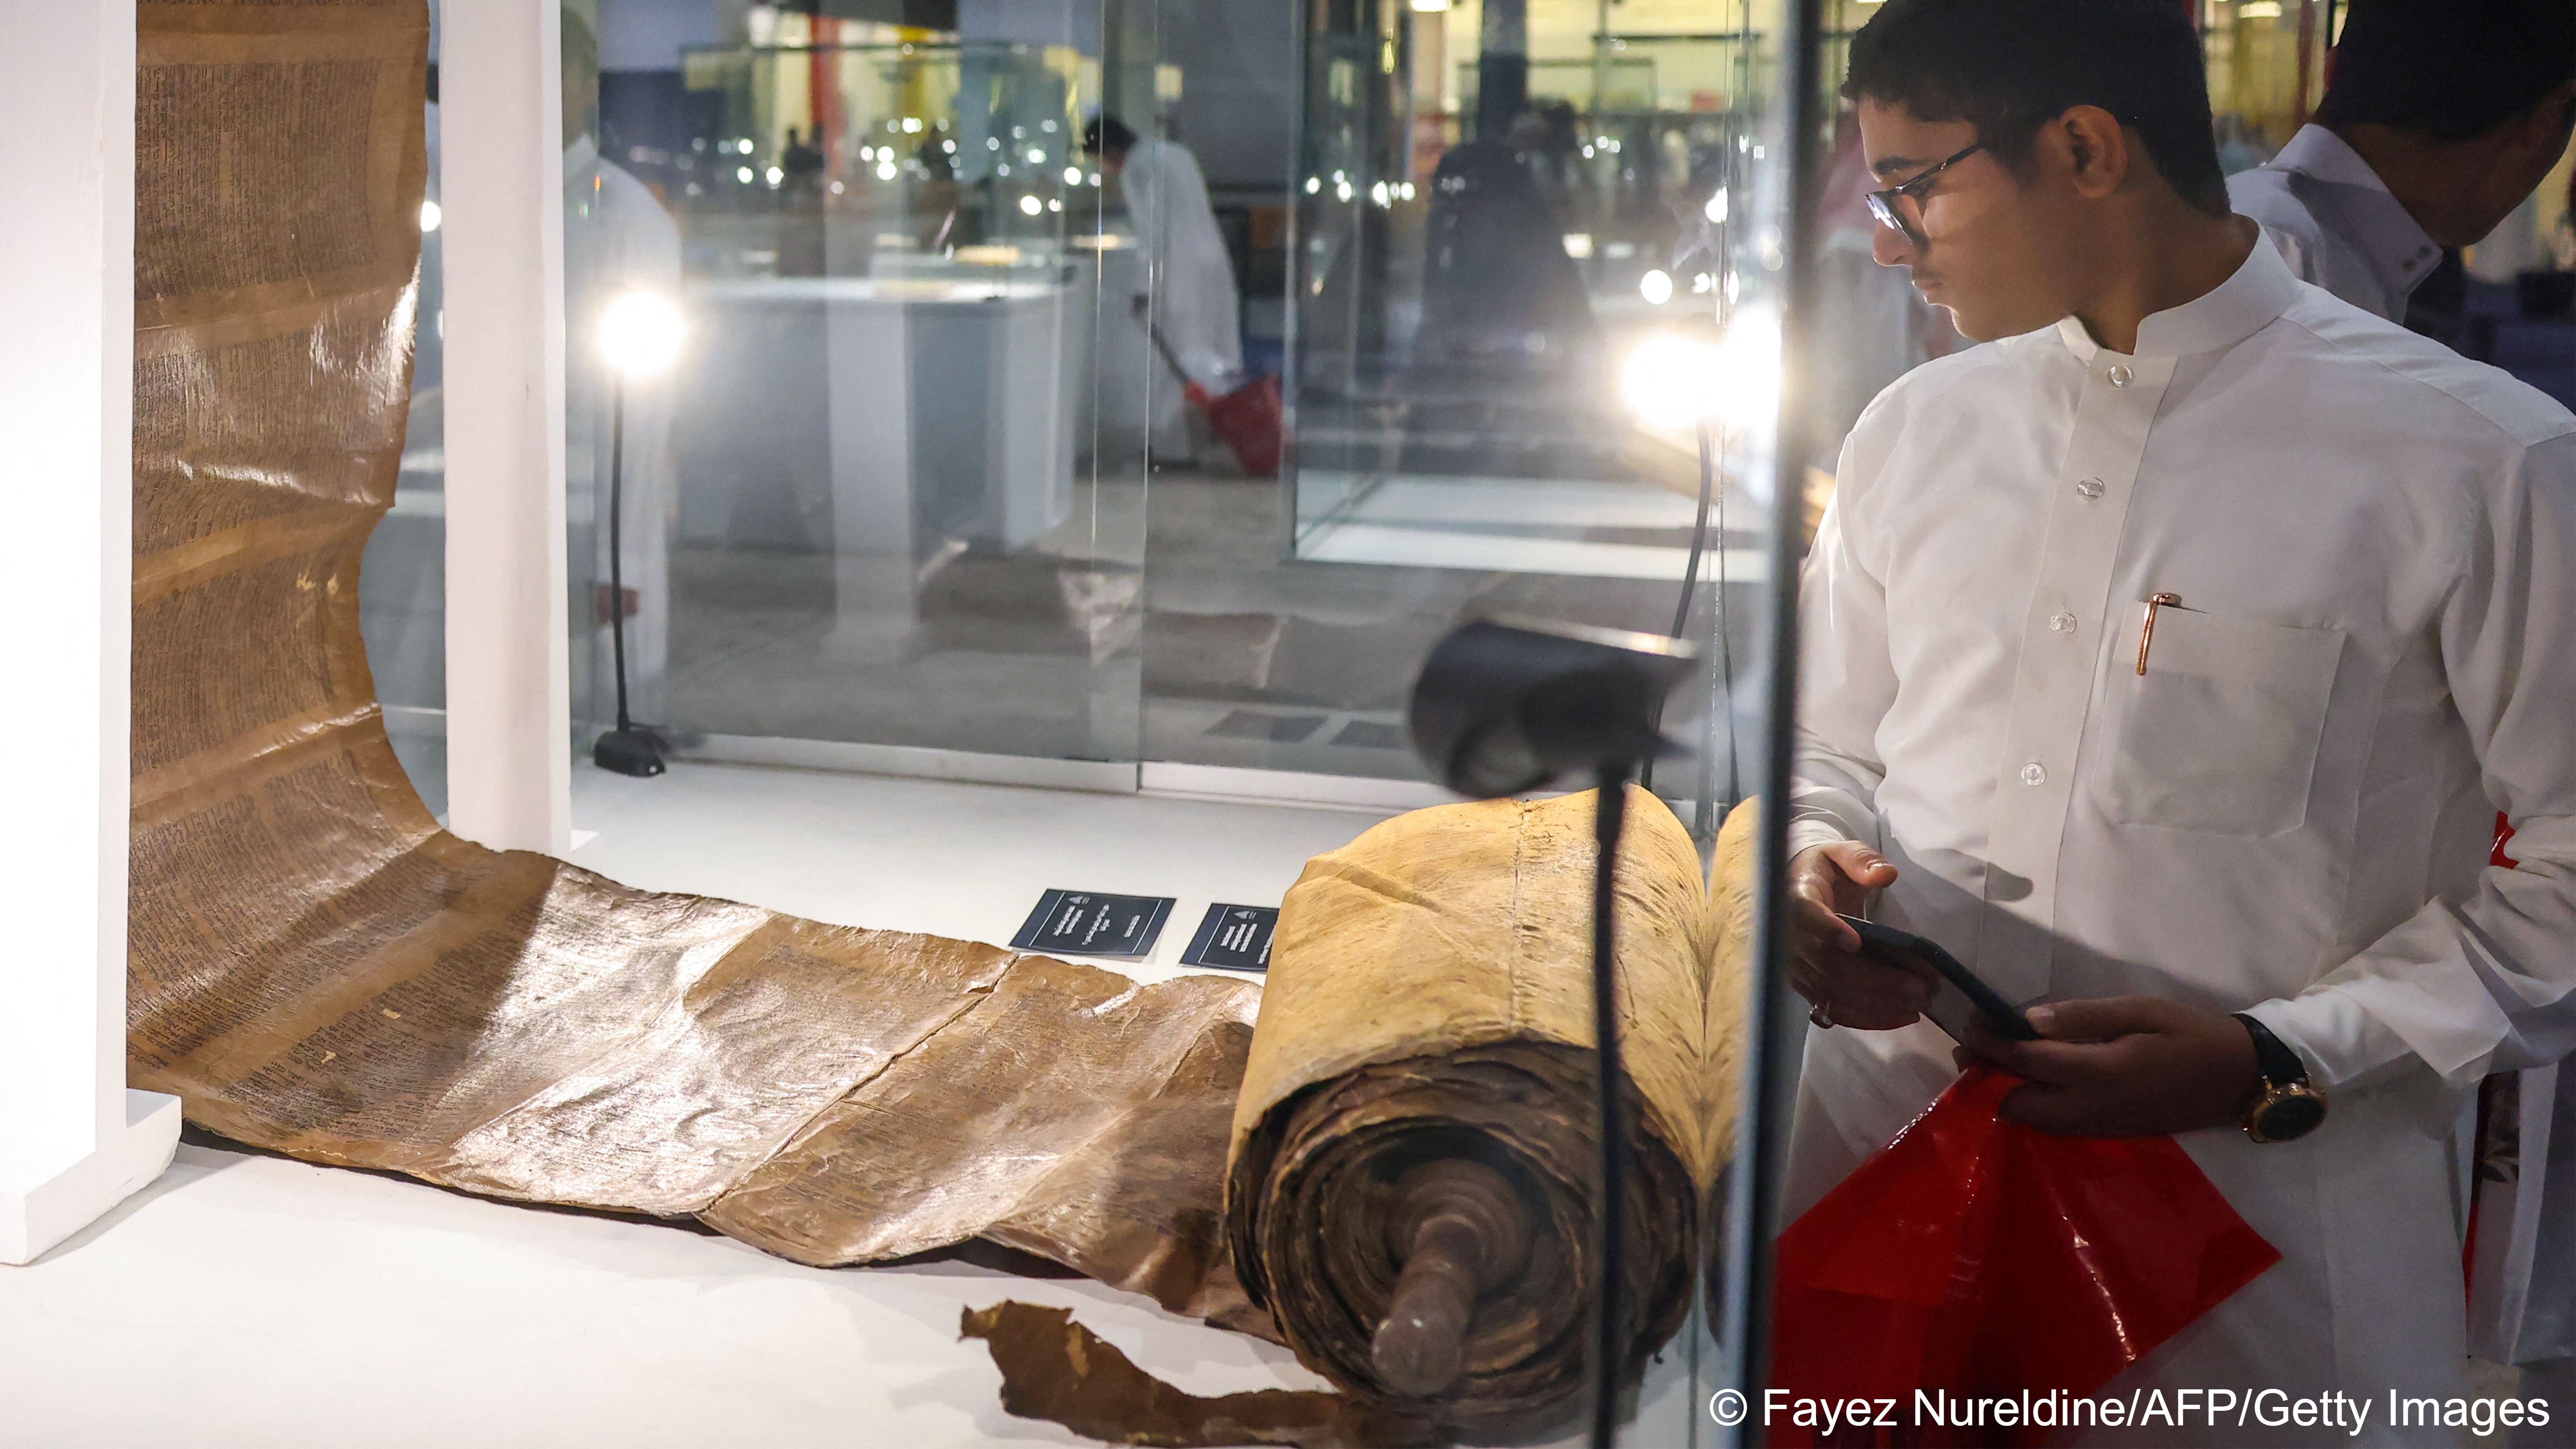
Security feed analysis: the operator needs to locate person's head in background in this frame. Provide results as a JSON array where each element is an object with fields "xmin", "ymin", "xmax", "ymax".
[
  {"xmin": 2315, "ymin": 0, "xmax": 2576, "ymax": 247},
  {"xmin": 1082, "ymin": 114, "xmax": 1139, "ymax": 178},
  {"xmin": 562, "ymin": 6, "xmax": 600, "ymax": 149},
  {"xmin": 1842, "ymin": 0, "xmax": 2240, "ymax": 344}
]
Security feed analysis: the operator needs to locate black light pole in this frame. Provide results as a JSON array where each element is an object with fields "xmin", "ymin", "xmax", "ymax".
[
  {"xmin": 1408, "ymin": 617, "xmax": 1699, "ymax": 1449},
  {"xmin": 591, "ymin": 292, "xmax": 680, "ymax": 778}
]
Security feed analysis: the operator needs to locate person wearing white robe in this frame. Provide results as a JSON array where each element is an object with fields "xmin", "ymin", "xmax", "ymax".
[
  {"xmin": 562, "ymin": 12, "xmax": 683, "ymax": 732},
  {"xmin": 1787, "ymin": 2, "xmax": 2576, "ymax": 1441},
  {"xmin": 2224, "ymin": 1, "xmax": 2574, "ymax": 325},
  {"xmin": 1088, "ymin": 115, "xmax": 1243, "ymax": 460}
]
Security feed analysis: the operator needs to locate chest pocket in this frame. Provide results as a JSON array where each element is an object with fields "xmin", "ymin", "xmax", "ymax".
[{"xmin": 2098, "ymin": 608, "xmax": 2345, "ymax": 838}]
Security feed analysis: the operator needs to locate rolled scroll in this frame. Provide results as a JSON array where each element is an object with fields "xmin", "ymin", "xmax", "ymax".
[{"xmin": 1224, "ymin": 788, "xmax": 1725, "ymax": 1433}]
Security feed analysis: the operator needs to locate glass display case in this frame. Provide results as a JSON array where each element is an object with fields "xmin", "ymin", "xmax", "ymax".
[
  {"xmin": 472, "ymin": 0, "xmax": 2370, "ymax": 806},
  {"xmin": 544, "ymin": 1, "xmax": 1837, "ymax": 1440},
  {"xmin": 245, "ymin": 0, "xmax": 2576, "ymax": 1440},
  {"xmin": 526, "ymin": 0, "xmax": 1852, "ymax": 826},
  {"xmin": 560, "ymin": 26, "xmax": 1153, "ymax": 770},
  {"xmin": 1271, "ymin": 0, "xmax": 1789, "ymax": 829}
]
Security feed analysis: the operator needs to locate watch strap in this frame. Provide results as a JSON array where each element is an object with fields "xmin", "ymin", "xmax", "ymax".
[{"xmin": 2231, "ymin": 1012, "xmax": 2308, "ymax": 1090}]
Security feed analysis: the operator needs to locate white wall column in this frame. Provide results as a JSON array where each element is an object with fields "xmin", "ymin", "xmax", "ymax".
[
  {"xmin": 442, "ymin": 0, "xmax": 574, "ymax": 855},
  {"xmin": 0, "ymin": 0, "xmax": 182, "ymax": 1267}
]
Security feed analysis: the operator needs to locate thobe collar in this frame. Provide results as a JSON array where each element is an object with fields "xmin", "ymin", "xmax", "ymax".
[
  {"xmin": 2054, "ymin": 234, "xmax": 2304, "ymax": 362},
  {"xmin": 2263, "ymin": 123, "xmax": 2443, "ymax": 312},
  {"xmin": 2269, "ymin": 122, "xmax": 2388, "ymax": 192}
]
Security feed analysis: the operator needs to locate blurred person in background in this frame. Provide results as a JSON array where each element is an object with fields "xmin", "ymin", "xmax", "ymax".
[
  {"xmin": 562, "ymin": 8, "xmax": 683, "ymax": 727},
  {"xmin": 2228, "ymin": 0, "xmax": 2576, "ymax": 328},
  {"xmin": 1086, "ymin": 113, "xmax": 1242, "ymax": 460},
  {"xmin": 1410, "ymin": 104, "xmax": 1601, "ymax": 393},
  {"xmin": 2233, "ymin": 4, "xmax": 2576, "ymax": 1415}
]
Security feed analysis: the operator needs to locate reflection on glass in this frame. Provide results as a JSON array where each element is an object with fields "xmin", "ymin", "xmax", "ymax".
[
  {"xmin": 1259, "ymin": 0, "xmax": 1800, "ymax": 823},
  {"xmin": 562, "ymin": 10, "xmax": 1146, "ymax": 767},
  {"xmin": 361, "ymin": 0, "xmax": 447, "ymax": 817}
]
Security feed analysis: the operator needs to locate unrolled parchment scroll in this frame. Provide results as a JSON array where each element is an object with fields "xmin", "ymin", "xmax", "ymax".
[{"xmin": 126, "ymin": 0, "xmax": 1255, "ymax": 1324}]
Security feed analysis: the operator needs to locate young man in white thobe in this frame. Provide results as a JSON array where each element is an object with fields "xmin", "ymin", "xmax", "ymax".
[
  {"xmin": 2227, "ymin": 0, "xmax": 2576, "ymax": 325},
  {"xmin": 1783, "ymin": 0, "xmax": 2576, "ymax": 1439}
]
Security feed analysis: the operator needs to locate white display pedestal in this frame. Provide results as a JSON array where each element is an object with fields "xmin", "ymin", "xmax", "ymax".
[
  {"xmin": 689, "ymin": 274, "xmax": 1081, "ymax": 665},
  {"xmin": 1, "ymin": 1095, "xmax": 184, "ymax": 1266},
  {"xmin": 0, "ymin": 0, "xmax": 181, "ymax": 1267}
]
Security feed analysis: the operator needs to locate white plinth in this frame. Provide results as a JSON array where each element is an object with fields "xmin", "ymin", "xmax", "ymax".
[
  {"xmin": 0, "ymin": 0, "xmax": 167, "ymax": 1273},
  {"xmin": 0, "ymin": 1090, "xmax": 182, "ymax": 1265}
]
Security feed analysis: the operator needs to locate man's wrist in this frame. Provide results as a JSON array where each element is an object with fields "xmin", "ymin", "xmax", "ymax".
[
  {"xmin": 2233, "ymin": 1011, "xmax": 2330, "ymax": 1143},
  {"xmin": 1786, "ymin": 817, "xmax": 1861, "ymax": 861}
]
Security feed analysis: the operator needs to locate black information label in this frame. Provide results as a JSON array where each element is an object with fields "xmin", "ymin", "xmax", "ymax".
[
  {"xmin": 1180, "ymin": 904, "xmax": 1279, "ymax": 972},
  {"xmin": 1011, "ymin": 890, "xmax": 1176, "ymax": 959}
]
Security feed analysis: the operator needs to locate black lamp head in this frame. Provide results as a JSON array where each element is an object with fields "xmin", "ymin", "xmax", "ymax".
[{"xmin": 1407, "ymin": 617, "xmax": 1700, "ymax": 799}]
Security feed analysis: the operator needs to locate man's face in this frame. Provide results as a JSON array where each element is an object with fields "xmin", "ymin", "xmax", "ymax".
[
  {"xmin": 2455, "ymin": 88, "xmax": 2576, "ymax": 247},
  {"xmin": 1857, "ymin": 98, "xmax": 2076, "ymax": 342}
]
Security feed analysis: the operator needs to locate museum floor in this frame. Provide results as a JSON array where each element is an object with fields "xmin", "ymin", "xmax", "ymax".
[
  {"xmin": 17, "ymin": 769, "xmax": 2571, "ymax": 1444},
  {"xmin": 2, "ymin": 762, "xmax": 1698, "ymax": 1446}
]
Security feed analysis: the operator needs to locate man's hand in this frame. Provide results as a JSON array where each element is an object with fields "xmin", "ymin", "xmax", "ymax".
[
  {"xmin": 1957, "ymin": 996, "xmax": 2263, "ymax": 1137},
  {"xmin": 1787, "ymin": 842, "xmax": 1935, "ymax": 1030}
]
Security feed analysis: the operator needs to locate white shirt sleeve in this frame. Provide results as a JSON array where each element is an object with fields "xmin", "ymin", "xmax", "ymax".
[
  {"xmin": 1788, "ymin": 426, "xmax": 1899, "ymax": 860},
  {"xmin": 2251, "ymin": 433, "xmax": 2576, "ymax": 1089}
]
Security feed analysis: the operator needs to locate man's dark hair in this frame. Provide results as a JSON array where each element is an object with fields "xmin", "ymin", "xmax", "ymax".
[
  {"xmin": 1844, "ymin": 0, "xmax": 2230, "ymax": 217},
  {"xmin": 2317, "ymin": 0, "xmax": 2576, "ymax": 143},
  {"xmin": 1081, "ymin": 113, "xmax": 1139, "ymax": 158}
]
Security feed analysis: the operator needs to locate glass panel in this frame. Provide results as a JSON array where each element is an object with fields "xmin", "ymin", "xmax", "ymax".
[
  {"xmin": 1135, "ymin": 0, "xmax": 1781, "ymax": 829},
  {"xmin": 1125, "ymin": 0, "xmax": 1819, "ymax": 1437},
  {"xmin": 361, "ymin": 0, "xmax": 448, "ymax": 818},
  {"xmin": 564, "ymin": 6, "xmax": 1145, "ymax": 768}
]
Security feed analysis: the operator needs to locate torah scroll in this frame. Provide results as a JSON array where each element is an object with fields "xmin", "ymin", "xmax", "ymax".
[{"xmin": 1224, "ymin": 789, "xmax": 1738, "ymax": 1434}]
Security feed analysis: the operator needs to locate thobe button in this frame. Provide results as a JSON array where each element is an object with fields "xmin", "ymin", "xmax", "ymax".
[
  {"xmin": 2020, "ymin": 762, "xmax": 2047, "ymax": 786},
  {"xmin": 2048, "ymin": 611, "xmax": 2078, "ymax": 634},
  {"xmin": 2075, "ymin": 477, "xmax": 2105, "ymax": 499},
  {"xmin": 2107, "ymin": 365, "xmax": 2134, "ymax": 388}
]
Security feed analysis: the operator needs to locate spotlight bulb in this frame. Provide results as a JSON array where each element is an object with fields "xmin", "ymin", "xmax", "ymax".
[{"xmin": 598, "ymin": 290, "xmax": 687, "ymax": 380}]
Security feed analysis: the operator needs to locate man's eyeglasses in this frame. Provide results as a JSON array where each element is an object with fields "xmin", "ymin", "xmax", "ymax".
[{"xmin": 1864, "ymin": 143, "xmax": 1983, "ymax": 247}]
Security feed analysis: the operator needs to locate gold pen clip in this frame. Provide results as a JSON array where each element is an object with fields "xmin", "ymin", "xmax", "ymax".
[{"xmin": 2136, "ymin": 592, "xmax": 2181, "ymax": 675}]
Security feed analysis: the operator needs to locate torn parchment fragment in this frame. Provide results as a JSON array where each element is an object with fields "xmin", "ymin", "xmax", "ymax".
[{"xmin": 960, "ymin": 1301, "xmax": 1437, "ymax": 1448}]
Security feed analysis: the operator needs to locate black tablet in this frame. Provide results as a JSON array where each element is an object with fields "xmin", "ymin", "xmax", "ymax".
[{"xmin": 1835, "ymin": 914, "xmax": 2040, "ymax": 1043}]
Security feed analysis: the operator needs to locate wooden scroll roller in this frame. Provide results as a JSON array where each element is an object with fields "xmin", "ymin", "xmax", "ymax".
[
  {"xmin": 1227, "ymin": 790, "xmax": 1734, "ymax": 1431},
  {"xmin": 1370, "ymin": 1158, "xmax": 1535, "ymax": 1396}
]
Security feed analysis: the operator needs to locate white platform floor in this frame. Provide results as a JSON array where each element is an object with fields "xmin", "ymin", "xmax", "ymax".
[{"xmin": 1, "ymin": 762, "xmax": 1700, "ymax": 1447}]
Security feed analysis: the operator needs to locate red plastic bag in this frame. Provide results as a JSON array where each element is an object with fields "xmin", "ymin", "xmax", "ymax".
[
  {"xmin": 1185, "ymin": 373, "xmax": 1284, "ymax": 477},
  {"xmin": 1770, "ymin": 1069, "xmax": 2281, "ymax": 1446}
]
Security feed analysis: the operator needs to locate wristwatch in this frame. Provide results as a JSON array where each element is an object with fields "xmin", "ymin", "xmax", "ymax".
[{"xmin": 2231, "ymin": 1013, "xmax": 2328, "ymax": 1144}]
